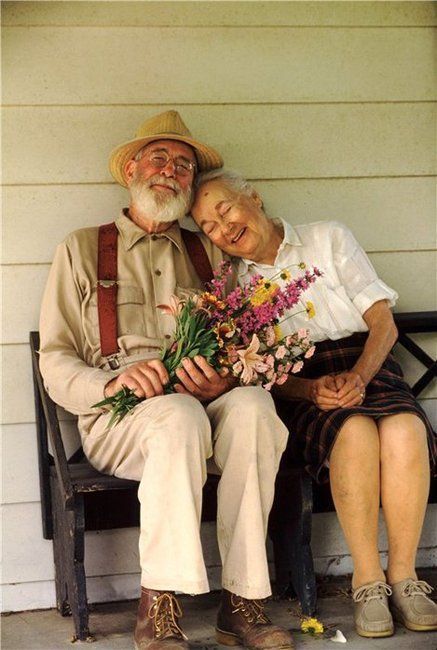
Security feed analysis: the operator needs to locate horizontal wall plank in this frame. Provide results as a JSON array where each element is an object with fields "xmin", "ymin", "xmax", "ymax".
[
  {"xmin": 4, "ymin": 27, "xmax": 435, "ymax": 104},
  {"xmin": 2, "ymin": 252, "xmax": 436, "ymax": 346},
  {"xmin": 369, "ymin": 251, "xmax": 436, "ymax": 313},
  {"xmin": 2, "ymin": 345, "xmax": 35, "ymax": 424},
  {"xmin": 3, "ymin": 177, "xmax": 436, "ymax": 264},
  {"xmin": 2, "ymin": 266, "xmax": 49, "ymax": 344},
  {"xmin": 3, "ymin": 104, "xmax": 436, "ymax": 184},
  {"xmin": 3, "ymin": 2, "xmax": 436, "ymax": 27},
  {"xmin": 2, "ymin": 424, "xmax": 40, "ymax": 504},
  {"xmin": 3, "ymin": 185, "xmax": 127, "ymax": 264},
  {"xmin": 2, "ymin": 502, "xmax": 55, "ymax": 583}
]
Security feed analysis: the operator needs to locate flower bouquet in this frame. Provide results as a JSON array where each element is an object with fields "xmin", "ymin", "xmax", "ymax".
[{"xmin": 94, "ymin": 260, "xmax": 322, "ymax": 427}]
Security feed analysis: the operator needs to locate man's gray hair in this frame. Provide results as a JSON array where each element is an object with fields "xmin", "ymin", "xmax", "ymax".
[{"xmin": 194, "ymin": 168, "xmax": 254, "ymax": 195}]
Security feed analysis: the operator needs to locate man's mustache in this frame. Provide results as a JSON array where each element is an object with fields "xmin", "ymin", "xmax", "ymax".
[{"xmin": 144, "ymin": 174, "xmax": 181, "ymax": 193}]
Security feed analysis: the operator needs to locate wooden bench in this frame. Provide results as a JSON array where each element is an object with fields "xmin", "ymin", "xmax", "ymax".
[
  {"xmin": 31, "ymin": 312, "xmax": 436, "ymax": 640},
  {"xmin": 30, "ymin": 331, "xmax": 316, "ymax": 641}
]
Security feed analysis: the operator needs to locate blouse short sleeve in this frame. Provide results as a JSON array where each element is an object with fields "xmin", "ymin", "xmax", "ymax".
[{"xmin": 331, "ymin": 222, "xmax": 398, "ymax": 315}]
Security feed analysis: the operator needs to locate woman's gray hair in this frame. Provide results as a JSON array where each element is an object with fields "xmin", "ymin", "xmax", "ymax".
[{"xmin": 194, "ymin": 168, "xmax": 254, "ymax": 195}]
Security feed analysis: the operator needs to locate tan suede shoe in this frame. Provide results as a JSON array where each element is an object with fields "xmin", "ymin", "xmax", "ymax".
[
  {"xmin": 134, "ymin": 588, "xmax": 189, "ymax": 650},
  {"xmin": 216, "ymin": 589, "xmax": 294, "ymax": 649},
  {"xmin": 352, "ymin": 581, "xmax": 394, "ymax": 638},
  {"xmin": 390, "ymin": 578, "xmax": 437, "ymax": 631}
]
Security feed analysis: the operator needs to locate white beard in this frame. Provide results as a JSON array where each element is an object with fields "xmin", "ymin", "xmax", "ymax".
[{"xmin": 129, "ymin": 174, "xmax": 192, "ymax": 223}]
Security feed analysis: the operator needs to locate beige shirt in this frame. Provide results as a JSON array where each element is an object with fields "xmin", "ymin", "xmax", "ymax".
[{"xmin": 39, "ymin": 211, "xmax": 226, "ymax": 434}]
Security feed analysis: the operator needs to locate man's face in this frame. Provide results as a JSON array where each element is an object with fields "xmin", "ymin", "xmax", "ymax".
[
  {"xmin": 191, "ymin": 180, "xmax": 270, "ymax": 262},
  {"xmin": 125, "ymin": 139, "xmax": 196, "ymax": 223}
]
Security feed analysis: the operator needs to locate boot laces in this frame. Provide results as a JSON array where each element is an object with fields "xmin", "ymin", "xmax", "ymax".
[
  {"xmin": 230, "ymin": 593, "xmax": 271, "ymax": 625},
  {"xmin": 148, "ymin": 593, "xmax": 187, "ymax": 640},
  {"xmin": 353, "ymin": 582, "xmax": 392, "ymax": 604},
  {"xmin": 401, "ymin": 579, "xmax": 434, "ymax": 598}
]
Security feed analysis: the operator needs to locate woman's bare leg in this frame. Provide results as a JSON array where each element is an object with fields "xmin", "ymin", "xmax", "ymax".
[
  {"xmin": 378, "ymin": 413, "xmax": 430, "ymax": 584},
  {"xmin": 329, "ymin": 415, "xmax": 385, "ymax": 588}
]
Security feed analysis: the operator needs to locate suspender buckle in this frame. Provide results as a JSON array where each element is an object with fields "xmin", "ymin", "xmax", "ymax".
[
  {"xmin": 98, "ymin": 280, "xmax": 117, "ymax": 289},
  {"xmin": 106, "ymin": 354, "xmax": 121, "ymax": 370}
]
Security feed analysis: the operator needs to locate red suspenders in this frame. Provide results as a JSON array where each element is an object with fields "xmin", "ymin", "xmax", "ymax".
[
  {"xmin": 97, "ymin": 222, "xmax": 213, "ymax": 366},
  {"xmin": 97, "ymin": 222, "xmax": 119, "ymax": 361}
]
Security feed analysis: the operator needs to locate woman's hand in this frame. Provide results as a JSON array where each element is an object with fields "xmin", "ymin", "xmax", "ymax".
[
  {"xmin": 174, "ymin": 356, "xmax": 235, "ymax": 402},
  {"xmin": 309, "ymin": 375, "xmax": 341, "ymax": 411},
  {"xmin": 104, "ymin": 359, "xmax": 169, "ymax": 399},
  {"xmin": 333, "ymin": 371, "xmax": 366, "ymax": 408}
]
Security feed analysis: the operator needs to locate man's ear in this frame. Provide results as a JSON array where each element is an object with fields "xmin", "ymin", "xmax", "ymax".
[{"xmin": 124, "ymin": 159, "xmax": 136, "ymax": 185}]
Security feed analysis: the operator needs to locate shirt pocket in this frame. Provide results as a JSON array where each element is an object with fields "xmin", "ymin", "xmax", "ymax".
[{"xmin": 87, "ymin": 284, "xmax": 147, "ymax": 337}]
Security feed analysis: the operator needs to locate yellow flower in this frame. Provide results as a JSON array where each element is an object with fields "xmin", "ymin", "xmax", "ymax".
[
  {"xmin": 301, "ymin": 617, "xmax": 324, "ymax": 634},
  {"xmin": 201, "ymin": 292, "xmax": 225, "ymax": 310},
  {"xmin": 273, "ymin": 324, "xmax": 283, "ymax": 342},
  {"xmin": 250, "ymin": 280, "xmax": 280, "ymax": 306},
  {"xmin": 280, "ymin": 269, "xmax": 291, "ymax": 281},
  {"xmin": 305, "ymin": 301, "xmax": 316, "ymax": 319},
  {"xmin": 298, "ymin": 262, "xmax": 307, "ymax": 270},
  {"xmin": 213, "ymin": 321, "xmax": 236, "ymax": 347}
]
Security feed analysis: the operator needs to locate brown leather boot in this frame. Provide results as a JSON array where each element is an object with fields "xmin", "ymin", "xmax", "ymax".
[
  {"xmin": 134, "ymin": 587, "xmax": 189, "ymax": 650},
  {"xmin": 216, "ymin": 589, "xmax": 294, "ymax": 649}
]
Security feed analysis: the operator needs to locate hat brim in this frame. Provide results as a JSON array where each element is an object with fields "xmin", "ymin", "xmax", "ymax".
[{"xmin": 109, "ymin": 133, "xmax": 223, "ymax": 187}]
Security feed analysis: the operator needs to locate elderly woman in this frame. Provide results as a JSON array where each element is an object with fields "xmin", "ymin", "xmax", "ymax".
[{"xmin": 190, "ymin": 169, "xmax": 437, "ymax": 639}]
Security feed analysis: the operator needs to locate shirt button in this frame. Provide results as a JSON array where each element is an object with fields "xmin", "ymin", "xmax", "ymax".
[
  {"xmin": 155, "ymin": 269, "xmax": 162, "ymax": 276},
  {"xmin": 165, "ymin": 334, "xmax": 171, "ymax": 339},
  {"xmin": 151, "ymin": 234, "xmax": 158, "ymax": 241}
]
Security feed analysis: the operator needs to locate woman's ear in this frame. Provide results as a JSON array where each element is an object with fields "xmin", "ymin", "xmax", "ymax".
[{"xmin": 251, "ymin": 190, "xmax": 263, "ymax": 209}]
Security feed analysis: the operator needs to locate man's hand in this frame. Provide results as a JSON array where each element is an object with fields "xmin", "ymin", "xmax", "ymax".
[
  {"xmin": 309, "ymin": 375, "xmax": 340, "ymax": 411},
  {"xmin": 174, "ymin": 356, "xmax": 234, "ymax": 402},
  {"xmin": 104, "ymin": 359, "xmax": 169, "ymax": 399},
  {"xmin": 334, "ymin": 370, "xmax": 366, "ymax": 408}
]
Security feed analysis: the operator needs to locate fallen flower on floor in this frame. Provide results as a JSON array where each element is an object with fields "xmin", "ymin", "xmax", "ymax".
[
  {"xmin": 330, "ymin": 629, "xmax": 347, "ymax": 643},
  {"xmin": 300, "ymin": 616, "xmax": 324, "ymax": 635}
]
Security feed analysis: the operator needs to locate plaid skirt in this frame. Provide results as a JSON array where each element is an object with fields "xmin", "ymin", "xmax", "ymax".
[{"xmin": 276, "ymin": 332, "xmax": 437, "ymax": 484}]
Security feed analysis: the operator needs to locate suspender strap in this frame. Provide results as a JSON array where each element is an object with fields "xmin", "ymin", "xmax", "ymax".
[
  {"xmin": 97, "ymin": 222, "xmax": 119, "ymax": 358},
  {"xmin": 97, "ymin": 224, "xmax": 212, "ymax": 360},
  {"xmin": 181, "ymin": 229, "xmax": 214, "ymax": 285}
]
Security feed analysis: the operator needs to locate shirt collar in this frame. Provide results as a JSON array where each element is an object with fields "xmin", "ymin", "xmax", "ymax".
[
  {"xmin": 115, "ymin": 210, "xmax": 184, "ymax": 253},
  {"xmin": 237, "ymin": 218, "xmax": 302, "ymax": 275}
]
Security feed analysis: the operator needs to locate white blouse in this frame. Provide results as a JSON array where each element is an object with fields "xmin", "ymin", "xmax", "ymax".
[{"xmin": 236, "ymin": 220, "xmax": 398, "ymax": 343}]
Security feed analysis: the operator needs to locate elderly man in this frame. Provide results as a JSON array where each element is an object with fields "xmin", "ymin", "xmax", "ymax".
[{"xmin": 39, "ymin": 111, "xmax": 293, "ymax": 650}]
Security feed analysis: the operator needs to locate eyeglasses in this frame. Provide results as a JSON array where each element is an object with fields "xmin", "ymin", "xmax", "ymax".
[{"xmin": 140, "ymin": 150, "xmax": 196, "ymax": 177}]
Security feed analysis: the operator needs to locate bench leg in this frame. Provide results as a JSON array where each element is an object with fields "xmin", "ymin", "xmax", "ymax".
[
  {"xmin": 268, "ymin": 469, "xmax": 317, "ymax": 616},
  {"xmin": 51, "ymin": 480, "xmax": 92, "ymax": 641}
]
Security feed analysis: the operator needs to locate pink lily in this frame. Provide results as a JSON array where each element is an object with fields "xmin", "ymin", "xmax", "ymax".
[
  {"xmin": 157, "ymin": 295, "xmax": 183, "ymax": 317},
  {"xmin": 236, "ymin": 334, "xmax": 270, "ymax": 385}
]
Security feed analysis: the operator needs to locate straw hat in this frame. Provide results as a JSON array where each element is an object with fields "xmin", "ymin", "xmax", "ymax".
[{"xmin": 109, "ymin": 110, "xmax": 223, "ymax": 187}]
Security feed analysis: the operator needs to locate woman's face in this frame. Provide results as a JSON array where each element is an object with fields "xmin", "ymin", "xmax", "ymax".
[{"xmin": 191, "ymin": 179, "xmax": 272, "ymax": 262}]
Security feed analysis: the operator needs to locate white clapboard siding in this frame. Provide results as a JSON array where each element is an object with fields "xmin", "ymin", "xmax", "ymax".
[
  {"xmin": 3, "ymin": 1, "xmax": 436, "ymax": 27},
  {"xmin": 2, "ymin": 0, "xmax": 435, "ymax": 613},
  {"xmin": 3, "ymin": 104, "xmax": 436, "ymax": 185},
  {"xmin": 3, "ymin": 27, "xmax": 435, "ymax": 105},
  {"xmin": 3, "ymin": 177, "xmax": 436, "ymax": 264}
]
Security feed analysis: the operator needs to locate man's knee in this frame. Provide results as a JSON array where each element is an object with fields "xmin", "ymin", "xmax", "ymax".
[
  {"xmin": 147, "ymin": 393, "xmax": 212, "ymax": 455},
  {"xmin": 216, "ymin": 386, "xmax": 287, "ymax": 453},
  {"xmin": 222, "ymin": 385, "xmax": 276, "ymax": 416}
]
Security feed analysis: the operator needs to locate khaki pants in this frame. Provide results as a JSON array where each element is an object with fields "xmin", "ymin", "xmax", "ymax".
[{"xmin": 82, "ymin": 386, "xmax": 288, "ymax": 599}]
